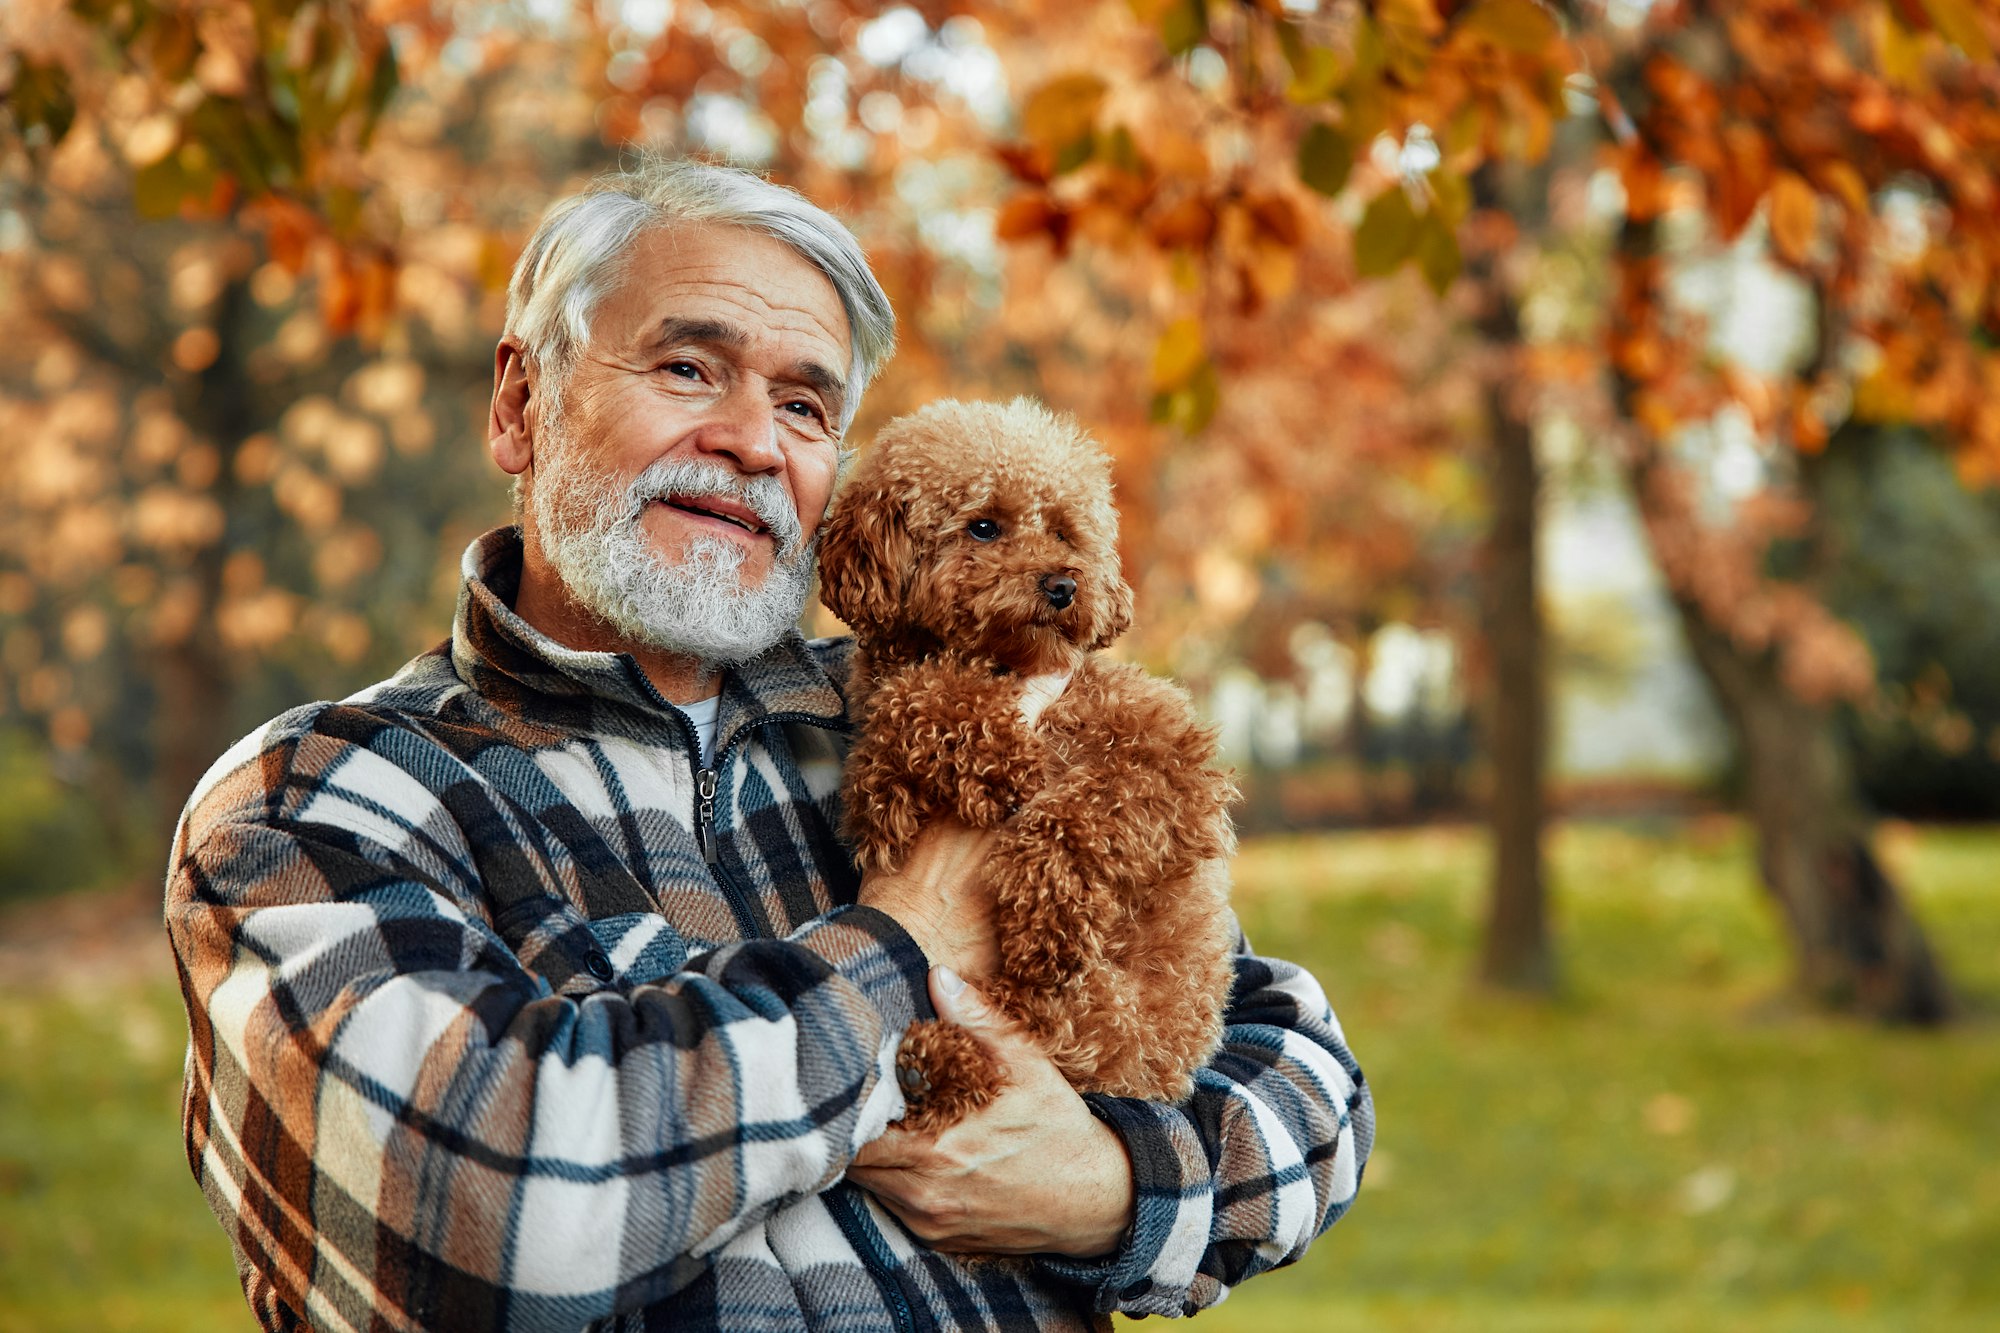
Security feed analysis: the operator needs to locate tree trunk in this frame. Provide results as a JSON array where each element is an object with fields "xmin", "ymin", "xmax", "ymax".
[
  {"xmin": 153, "ymin": 628, "xmax": 235, "ymax": 829},
  {"xmin": 153, "ymin": 274, "xmax": 257, "ymax": 836},
  {"xmin": 1343, "ymin": 623, "xmax": 1379, "ymax": 824},
  {"xmin": 1608, "ymin": 201, "xmax": 1953, "ymax": 1023},
  {"xmin": 1662, "ymin": 589, "xmax": 1952, "ymax": 1022},
  {"xmin": 1469, "ymin": 165, "xmax": 1555, "ymax": 992},
  {"xmin": 1476, "ymin": 349, "xmax": 1554, "ymax": 991}
]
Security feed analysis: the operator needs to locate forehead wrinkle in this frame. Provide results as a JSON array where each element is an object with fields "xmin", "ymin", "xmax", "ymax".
[{"xmin": 604, "ymin": 229, "xmax": 850, "ymax": 362}]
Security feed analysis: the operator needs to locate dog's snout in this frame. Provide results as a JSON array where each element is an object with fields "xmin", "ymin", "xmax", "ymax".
[{"xmin": 1041, "ymin": 574, "xmax": 1077, "ymax": 610}]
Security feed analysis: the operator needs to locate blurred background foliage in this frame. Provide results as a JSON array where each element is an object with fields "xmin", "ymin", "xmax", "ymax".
[{"xmin": 3, "ymin": 0, "xmax": 1999, "ymax": 1328}]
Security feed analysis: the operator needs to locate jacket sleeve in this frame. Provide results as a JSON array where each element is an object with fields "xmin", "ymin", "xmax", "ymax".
[
  {"xmin": 1035, "ymin": 913, "xmax": 1373, "ymax": 1318},
  {"xmin": 166, "ymin": 706, "xmax": 929, "ymax": 1333}
]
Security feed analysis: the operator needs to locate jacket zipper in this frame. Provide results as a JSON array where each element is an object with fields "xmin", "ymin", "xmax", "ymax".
[
  {"xmin": 696, "ymin": 766, "xmax": 719, "ymax": 859},
  {"xmin": 826, "ymin": 1188, "xmax": 918, "ymax": 1333},
  {"xmin": 649, "ymin": 690, "xmax": 755, "ymax": 942},
  {"xmin": 691, "ymin": 710, "xmax": 915, "ymax": 1332},
  {"xmin": 692, "ymin": 763, "xmax": 761, "ymax": 941},
  {"xmin": 686, "ymin": 711, "xmax": 851, "ymax": 943}
]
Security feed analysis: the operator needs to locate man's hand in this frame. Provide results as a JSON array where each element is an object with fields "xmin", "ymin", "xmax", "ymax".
[
  {"xmin": 847, "ymin": 968, "xmax": 1135, "ymax": 1258},
  {"xmin": 855, "ymin": 821, "xmax": 1000, "ymax": 980}
]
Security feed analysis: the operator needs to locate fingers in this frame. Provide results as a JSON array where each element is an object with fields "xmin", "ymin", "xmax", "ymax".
[
  {"xmin": 848, "ymin": 1166, "xmax": 969, "ymax": 1245},
  {"xmin": 930, "ymin": 966, "xmax": 1014, "ymax": 1038},
  {"xmin": 844, "ymin": 1164, "xmax": 892, "ymax": 1195},
  {"xmin": 851, "ymin": 1126, "xmax": 920, "ymax": 1170},
  {"xmin": 932, "ymin": 968, "xmax": 1051, "ymax": 1084}
]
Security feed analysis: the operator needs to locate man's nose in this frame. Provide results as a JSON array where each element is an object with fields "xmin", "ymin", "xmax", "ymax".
[
  {"xmin": 695, "ymin": 380, "xmax": 786, "ymax": 474},
  {"xmin": 1041, "ymin": 574, "xmax": 1077, "ymax": 610}
]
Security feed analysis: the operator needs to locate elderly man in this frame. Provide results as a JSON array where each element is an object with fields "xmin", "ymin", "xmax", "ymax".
[{"xmin": 167, "ymin": 159, "xmax": 1371, "ymax": 1332}]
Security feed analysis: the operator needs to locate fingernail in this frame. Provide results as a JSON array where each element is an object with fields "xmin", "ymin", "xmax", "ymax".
[{"xmin": 935, "ymin": 965, "xmax": 966, "ymax": 998}]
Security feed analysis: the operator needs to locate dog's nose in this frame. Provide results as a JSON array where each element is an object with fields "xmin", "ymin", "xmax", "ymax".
[{"xmin": 1041, "ymin": 574, "xmax": 1077, "ymax": 610}]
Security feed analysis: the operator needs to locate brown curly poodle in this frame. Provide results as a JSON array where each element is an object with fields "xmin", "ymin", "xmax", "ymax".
[{"xmin": 818, "ymin": 397, "xmax": 1239, "ymax": 1134}]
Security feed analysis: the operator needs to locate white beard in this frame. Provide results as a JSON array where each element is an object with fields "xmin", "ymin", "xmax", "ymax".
[{"xmin": 528, "ymin": 411, "xmax": 815, "ymax": 667}]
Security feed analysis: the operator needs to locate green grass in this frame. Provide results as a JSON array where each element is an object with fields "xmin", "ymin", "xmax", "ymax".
[
  {"xmin": 1179, "ymin": 820, "xmax": 2000, "ymax": 1332},
  {"xmin": 0, "ymin": 980, "xmax": 248, "ymax": 1330},
  {"xmin": 2, "ymin": 821, "xmax": 1995, "ymax": 1331}
]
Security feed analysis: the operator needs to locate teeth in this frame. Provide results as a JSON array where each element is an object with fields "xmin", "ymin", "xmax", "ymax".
[{"xmin": 671, "ymin": 500, "xmax": 760, "ymax": 533}]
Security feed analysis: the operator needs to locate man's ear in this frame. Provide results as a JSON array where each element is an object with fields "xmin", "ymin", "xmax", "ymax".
[
  {"xmin": 489, "ymin": 339, "xmax": 535, "ymax": 477},
  {"xmin": 818, "ymin": 468, "xmax": 916, "ymax": 640}
]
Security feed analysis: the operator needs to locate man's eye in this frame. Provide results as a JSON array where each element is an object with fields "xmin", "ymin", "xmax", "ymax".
[
  {"xmin": 967, "ymin": 518, "xmax": 1002, "ymax": 542},
  {"xmin": 662, "ymin": 360, "xmax": 701, "ymax": 379},
  {"xmin": 782, "ymin": 400, "xmax": 824, "ymax": 423}
]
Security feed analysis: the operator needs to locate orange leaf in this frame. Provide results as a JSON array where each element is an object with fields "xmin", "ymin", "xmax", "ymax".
[
  {"xmin": 1247, "ymin": 193, "xmax": 1303, "ymax": 247},
  {"xmin": 261, "ymin": 199, "xmax": 319, "ymax": 274},
  {"xmin": 1713, "ymin": 124, "xmax": 1773, "ymax": 238},
  {"xmin": 1813, "ymin": 160, "xmax": 1871, "ymax": 215},
  {"xmin": 1633, "ymin": 389, "xmax": 1679, "ymax": 439},
  {"xmin": 1148, "ymin": 196, "xmax": 1216, "ymax": 250},
  {"xmin": 1618, "ymin": 144, "xmax": 1666, "ymax": 222},
  {"xmin": 1767, "ymin": 172, "xmax": 1819, "ymax": 265},
  {"xmin": 1789, "ymin": 390, "xmax": 1829, "ymax": 454},
  {"xmin": 356, "ymin": 255, "xmax": 398, "ymax": 343},
  {"xmin": 1242, "ymin": 243, "xmax": 1299, "ymax": 304},
  {"xmin": 993, "ymin": 142, "xmax": 1053, "ymax": 185},
  {"xmin": 996, "ymin": 192, "xmax": 1060, "ymax": 242},
  {"xmin": 1849, "ymin": 85, "xmax": 1896, "ymax": 134}
]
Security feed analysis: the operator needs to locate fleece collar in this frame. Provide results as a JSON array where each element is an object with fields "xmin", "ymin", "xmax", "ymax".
[{"xmin": 449, "ymin": 526, "xmax": 849, "ymax": 751}]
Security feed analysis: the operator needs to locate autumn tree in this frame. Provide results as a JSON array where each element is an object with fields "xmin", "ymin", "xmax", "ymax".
[
  {"xmin": 0, "ymin": 1, "xmax": 991, "ymax": 852},
  {"xmin": 1569, "ymin": 0, "xmax": 1999, "ymax": 1020},
  {"xmin": 959, "ymin": 0, "xmax": 2000, "ymax": 1019},
  {"xmin": 15, "ymin": 0, "xmax": 1980, "ymax": 1025},
  {"xmin": 3, "ymin": 0, "xmax": 464, "ymax": 850},
  {"xmin": 968, "ymin": 0, "xmax": 1579, "ymax": 987}
]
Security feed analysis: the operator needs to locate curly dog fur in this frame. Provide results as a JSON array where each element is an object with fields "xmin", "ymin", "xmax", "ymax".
[{"xmin": 819, "ymin": 397, "xmax": 1239, "ymax": 1134}]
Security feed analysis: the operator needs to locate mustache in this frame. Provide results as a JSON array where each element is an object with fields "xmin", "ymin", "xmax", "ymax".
[{"xmin": 617, "ymin": 458, "xmax": 806, "ymax": 558}]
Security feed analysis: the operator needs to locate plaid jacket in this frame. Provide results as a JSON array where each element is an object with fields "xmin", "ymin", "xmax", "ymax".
[{"xmin": 167, "ymin": 527, "xmax": 1373, "ymax": 1332}]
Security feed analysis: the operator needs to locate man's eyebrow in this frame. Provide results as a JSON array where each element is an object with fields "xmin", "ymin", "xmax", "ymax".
[
  {"xmin": 648, "ymin": 317, "xmax": 748, "ymax": 352},
  {"xmin": 786, "ymin": 358, "xmax": 847, "ymax": 411}
]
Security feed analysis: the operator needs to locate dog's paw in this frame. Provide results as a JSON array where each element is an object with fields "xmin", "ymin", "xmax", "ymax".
[{"xmin": 890, "ymin": 1019, "xmax": 1003, "ymax": 1135}]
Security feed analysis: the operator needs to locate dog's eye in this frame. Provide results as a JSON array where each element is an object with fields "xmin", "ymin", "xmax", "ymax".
[{"xmin": 967, "ymin": 518, "xmax": 1002, "ymax": 542}]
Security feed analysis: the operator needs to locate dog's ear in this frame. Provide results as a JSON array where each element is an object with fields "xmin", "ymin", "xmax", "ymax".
[
  {"xmin": 818, "ymin": 470, "xmax": 917, "ymax": 640},
  {"xmin": 1088, "ymin": 568, "xmax": 1135, "ymax": 650}
]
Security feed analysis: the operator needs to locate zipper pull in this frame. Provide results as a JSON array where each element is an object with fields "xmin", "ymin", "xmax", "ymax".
[{"xmin": 697, "ymin": 767, "xmax": 718, "ymax": 859}]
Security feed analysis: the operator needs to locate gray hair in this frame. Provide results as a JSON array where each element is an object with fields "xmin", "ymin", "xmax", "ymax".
[{"xmin": 504, "ymin": 157, "xmax": 897, "ymax": 432}]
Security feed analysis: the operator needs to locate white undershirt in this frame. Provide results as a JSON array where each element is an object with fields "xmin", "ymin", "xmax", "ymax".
[{"xmin": 673, "ymin": 694, "xmax": 721, "ymax": 769}]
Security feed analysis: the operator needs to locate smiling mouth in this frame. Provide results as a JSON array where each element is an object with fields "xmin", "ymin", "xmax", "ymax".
[{"xmin": 656, "ymin": 497, "xmax": 769, "ymax": 538}]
